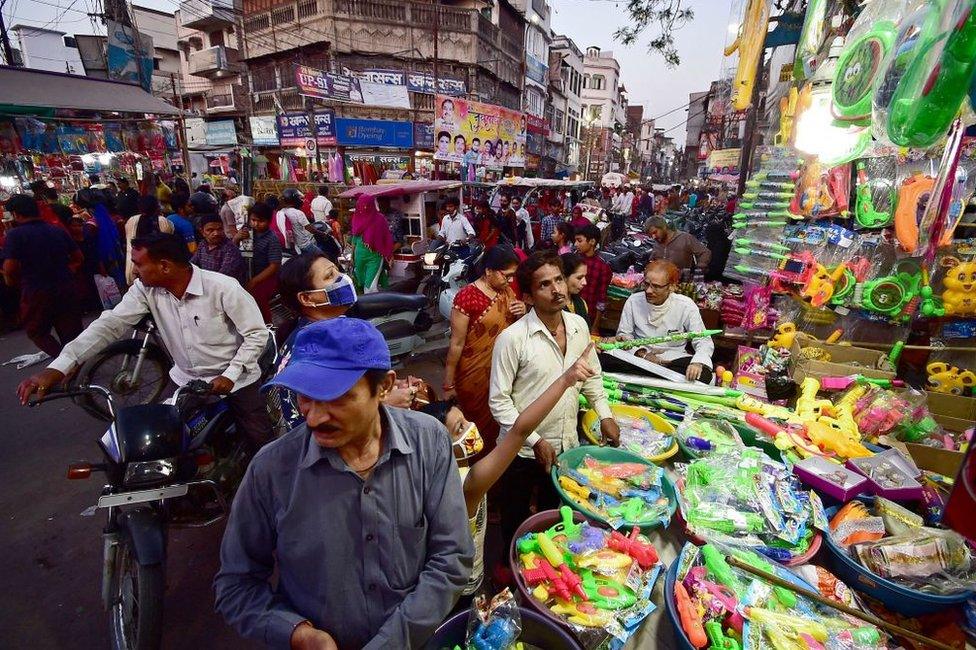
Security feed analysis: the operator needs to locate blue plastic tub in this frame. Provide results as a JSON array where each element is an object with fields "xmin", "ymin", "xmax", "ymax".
[
  {"xmin": 821, "ymin": 527, "xmax": 973, "ymax": 616},
  {"xmin": 424, "ymin": 606, "xmax": 582, "ymax": 649},
  {"xmin": 663, "ymin": 559, "xmax": 696, "ymax": 650}
]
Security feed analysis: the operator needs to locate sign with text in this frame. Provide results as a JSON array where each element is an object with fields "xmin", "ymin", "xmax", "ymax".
[
  {"xmin": 334, "ymin": 118, "xmax": 413, "ymax": 148},
  {"xmin": 705, "ymin": 147, "xmax": 740, "ymax": 175},
  {"xmin": 249, "ymin": 116, "xmax": 279, "ymax": 146},
  {"xmin": 432, "ymin": 95, "xmax": 526, "ymax": 167},
  {"xmin": 414, "ymin": 122, "xmax": 434, "ymax": 150},
  {"xmin": 276, "ymin": 110, "xmax": 337, "ymax": 147},
  {"xmin": 205, "ymin": 120, "xmax": 238, "ymax": 146},
  {"xmin": 357, "ymin": 68, "xmax": 467, "ymax": 96},
  {"xmin": 295, "ymin": 65, "xmax": 364, "ymax": 103}
]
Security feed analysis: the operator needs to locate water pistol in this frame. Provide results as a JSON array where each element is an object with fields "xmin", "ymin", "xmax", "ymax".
[
  {"xmin": 470, "ymin": 617, "xmax": 519, "ymax": 650},
  {"xmin": 729, "ymin": 549, "xmax": 796, "ymax": 608},
  {"xmin": 675, "ymin": 581, "xmax": 709, "ymax": 648},
  {"xmin": 597, "ymin": 330, "xmax": 722, "ymax": 351},
  {"xmin": 745, "ymin": 179, "xmax": 795, "ymax": 189},
  {"xmin": 580, "ymin": 570, "xmax": 637, "ymax": 609},
  {"xmin": 733, "ymin": 246, "xmax": 789, "ymax": 262},
  {"xmin": 731, "ymin": 220, "xmax": 789, "ymax": 230},
  {"xmin": 855, "ymin": 161, "xmax": 892, "ymax": 228},
  {"xmin": 705, "ymin": 621, "xmax": 741, "ymax": 650},
  {"xmin": 741, "ymin": 191, "xmax": 795, "ymax": 201},
  {"xmin": 733, "ymin": 210, "xmax": 794, "ymax": 220},
  {"xmin": 733, "ymin": 238, "xmax": 789, "ymax": 252},
  {"xmin": 557, "ymin": 475, "xmax": 591, "ymax": 504},
  {"xmin": 537, "ymin": 533, "xmax": 587, "ymax": 601},
  {"xmin": 607, "ymin": 526, "xmax": 659, "ymax": 569},
  {"xmin": 550, "ymin": 600, "xmax": 613, "ymax": 628},
  {"xmin": 701, "ymin": 544, "xmax": 739, "ymax": 590},
  {"xmin": 819, "ymin": 374, "xmax": 905, "ymax": 390},
  {"xmin": 744, "ymin": 607, "xmax": 827, "ymax": 643},
  {"xmin": 545, "ymin": 505, "xmax": 582, "ymax": 541},
  {"xmin": 607, "ymin": 497, "xmax": 645, "ymax": 523}
]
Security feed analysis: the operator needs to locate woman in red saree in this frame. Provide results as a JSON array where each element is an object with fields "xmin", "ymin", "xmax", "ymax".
[{"xmin": 443, "ymin": 246, "xmax": 523, "ymax": 451}]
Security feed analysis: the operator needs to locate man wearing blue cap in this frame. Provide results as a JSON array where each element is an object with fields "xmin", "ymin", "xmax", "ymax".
[{"xmin": 215, "ymin": 318, "xmax": 473, "ymax": 650}]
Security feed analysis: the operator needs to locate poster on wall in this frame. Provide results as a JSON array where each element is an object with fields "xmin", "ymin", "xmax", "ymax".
[
  {"xmin": 295, "ymin": 65, "xmax": 364, "ymax": 104},
  {"xmin": 276, "ymin": 110, "xmax": 337, "ymax": 147},
  {"xmin": 432, "ymin": 95, "xmax": 526, "ymax": 167},
  {"xmin": 705, "ymin": 147, "xmax": 740, "ymax": 178},
  {"xmin": 249, "ymin": 116, "xmax": 279, "ymax": 146}
]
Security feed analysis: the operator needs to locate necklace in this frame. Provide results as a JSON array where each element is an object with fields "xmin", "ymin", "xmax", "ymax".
[
  {"xmin": 544, "ymin": 320, "xmax": 562, "ymax": 337},
  {"xmin": 353, "ymin": 458, "xmax": 380, "ymax": 477}
]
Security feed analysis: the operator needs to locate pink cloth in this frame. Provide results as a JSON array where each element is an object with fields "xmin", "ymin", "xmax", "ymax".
[{"xmin": 351, "ymin": 194, "xmax": 395, "ymax": 258}]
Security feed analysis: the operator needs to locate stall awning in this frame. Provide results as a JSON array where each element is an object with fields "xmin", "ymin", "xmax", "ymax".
[
  {"xmin": 339, "ymin": 181, "xmax": 463, "ymax": 199},
  {"xmin": 0, "ymin": 66, "xmax": 180, "ymax": 116}
]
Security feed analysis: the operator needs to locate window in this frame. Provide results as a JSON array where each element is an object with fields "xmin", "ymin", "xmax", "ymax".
[
  {"xmin": 153, "ymin": 58, "xmax": 161, "ymax": 70},
  {"xmin": 63, "ymin": 35, "xmax": 77, "ymax": 48},
  {"xmin": 209, "ymin": 30, "xmax": 225, "ymax": 47},
  {"xmin": 591, "ymin": 74, "xmax": 605, "ymax": 91},
  {"xmin": 544, "ymin": 104, "xmax": 554, "ymax": 131},
  {"xmin": 554, "ymin": 108, "xmax": 565, "ymax": 134},
  {"xmin": 583, "ymin": 73, "xmax": 589, "ymax": 89}
]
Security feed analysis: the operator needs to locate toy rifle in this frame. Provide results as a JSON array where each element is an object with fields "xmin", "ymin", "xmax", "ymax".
[
  {"xmin": 733, "ymin": 237, "xmax": 789, "ymax": 252},
  {"xmin": 731, "ymin": 220, "xmax": 788, "ymax": 229},
  {"xmin": 597, "ymin": 330, "xmax": 722, "ymax": 351}
]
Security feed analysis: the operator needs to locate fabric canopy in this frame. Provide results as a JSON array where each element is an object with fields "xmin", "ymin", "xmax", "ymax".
[
  {"xmin": 339, "ymin": 180, "xmax": 462, "ymax": 199},
  {"xmin": 0, "ymin": 66, "xmax": 180, "ymax": 116}
]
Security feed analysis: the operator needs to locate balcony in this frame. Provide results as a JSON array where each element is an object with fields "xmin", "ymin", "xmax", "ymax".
[
  {"xmin": 179, "ymin": 0, "xmax": 235, "ymax": 29},
  {"xmin": 189, "ymin": 45, "xmax": 241, "ymax": 78},
  {"xmin": 205, "ymin": 84, "xmax": 247, "ymax": 112}
]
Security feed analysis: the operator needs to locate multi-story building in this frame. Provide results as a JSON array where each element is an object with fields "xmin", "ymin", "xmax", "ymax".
[
  {"xmin": 176, "ymin": 0, "xmax": 246, "ymax": 118},
  {"xmin": 76, "ymin": 5, "xmax": 183, "ymax": 100},
  {"xmin": 684, "ymin": 89, "xmax": 710, "ymax": 179},
  {"xmin": 3, "ymin": 25, "xmax": 84, "ymax": 74},
  {"xmin": 512, "ymin": 0, "xmax": 550, "ymax": 119},
  {"xmin": 580, "ymin": 46, "xmax": 624, "ymax": 179},
  {"xmin": 549, "ymin": 34, "xmax": 583, "ymax": 174},
  {"xmin": 637, "ymin": 117, "xmax": 656, "ymax": 179}
]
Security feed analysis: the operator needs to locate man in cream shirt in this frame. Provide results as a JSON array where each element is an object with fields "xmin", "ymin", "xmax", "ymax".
[{"xmin": 489, "ymin": 251, "xmax": 619, "ymax": 552}]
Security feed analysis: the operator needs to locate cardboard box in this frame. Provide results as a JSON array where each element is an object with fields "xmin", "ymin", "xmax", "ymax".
[
  {"xmin": 924, "ymin": 391, "xmax": 976, "ymax": 433},
  {"xmin": 904, "ymin": 443, "xmax": 965, "ymax": 478},
  {"xmin": 789, "ymin": 333, "xmax": 895, "ymax": 384}
]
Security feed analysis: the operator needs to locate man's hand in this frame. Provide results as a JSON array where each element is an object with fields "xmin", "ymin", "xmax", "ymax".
[
  {"xmin": 533, "ymin": 438, "xmax": 557, "ymax": 473},
  {"xmin": 290, "ymin": 622, "xmax": 338, "ymax": 650},
  {"xmin": 210, "ymin": 376, "xmax": 235, "ymax": 395},
  {"xmin": 17, "ymin": 368, "xmax": 66, "ymax": 405},
  {"xmin": 635, "ymin": 347, "xmax": 664, "ymax": 364},
  {"xmin": 561, "ymin": 342, "xmax": 597, "ymax": 388},
  {"xmin": 508, "ymin": 300, "xmax": 527, "ymax": 318},
  {"xmin": 600, "ymin": 418, "xmax": 620, "ymax": 447},
  {"xmin": 383, "ymin": 378, "xmax": 416, "ymax": 408},
  {"xmin": 686, "ymin": 362, "xmax": 705, "ymax": 382}
]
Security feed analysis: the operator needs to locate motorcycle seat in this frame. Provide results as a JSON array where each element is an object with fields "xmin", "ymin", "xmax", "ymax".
[{"xmin": 346, "ymin": 293, "xmax": 427, "ymax": 319}]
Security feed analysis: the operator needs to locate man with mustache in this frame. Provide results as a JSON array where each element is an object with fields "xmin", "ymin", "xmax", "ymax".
[
  {"xmin": 215, "ymin": 318, "xmax": 473, "ymax": 649},
  {"xmin": 489, "ymin": 251, "xmax": 619, "ymax": 555}
]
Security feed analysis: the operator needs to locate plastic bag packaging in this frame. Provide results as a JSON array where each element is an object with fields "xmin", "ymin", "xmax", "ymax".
[
  {"xmin": 606, "ymin": 414, "xmax": 673, "ymax": 461},
  {"xmin": 853, "ymin": 527, "xmax": 976, "ymax": 594},
  {"xmin": 465, "ymin": 588, "xmax": 522, "ymax": 650},
  {"xmin": 674, "ymin": 411, "xmax": 744, "ymax": 458},
  {"xmin": 556, "ymin": 455, "xmax": 671, "ymax": 530}
]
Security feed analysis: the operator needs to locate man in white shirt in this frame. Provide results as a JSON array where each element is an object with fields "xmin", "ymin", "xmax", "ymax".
[
  {"xmin": 277, "ymin": 189, "xmax": 320, "ymax": 255},
  {"xmin": 219, "ymin": 184, "xmax": 255, "ymax": 239},
  {"xmin": 17, "ymin": 232, "xmax": 274, "ymax": 447},
  {"xmin": 490, "ymin": 251, "xmax": 619, "ymax": 550},
  {"xmin": 511, "ymin": 197, "xmax": 534, "ymax": 250},
  {"xmin": 310, "ymin": 186, "xmax": 333, "ymax": 223},
  {"xmin": 616, "ymin": 259, "xmax": 714, "ymax": 382},
  {"xmin": 437, "ymin": 197, "xmax": 475, "ymax": 246}
]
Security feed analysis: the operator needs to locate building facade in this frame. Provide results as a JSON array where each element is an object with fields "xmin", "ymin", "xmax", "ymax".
[
  {"xmin": 683, "ymin": 89, "xmax": 709, "ymax": 179},
  {"xmin": 5, "ymin": 25, "xmax": 85, "ymax": 74},
  {"xmin": 549, "ymin": 34, "xmax": 583, "ymax": 174},
  {"xmin": 176, "ymin": 0, "xmax": 246, "ymax": 118},
  {"xmin": 580, "ymin": 46, "xmax": 624, "ymax": 180}
]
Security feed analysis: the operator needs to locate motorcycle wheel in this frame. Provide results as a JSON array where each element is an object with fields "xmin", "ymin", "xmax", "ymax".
[
  {"xmin": 109, "ymin": 538, "xmax": 164, "ymax": 650},
  {"xmin": 81, "ymin": 341, "xmax": 171, "ymax": 418}
]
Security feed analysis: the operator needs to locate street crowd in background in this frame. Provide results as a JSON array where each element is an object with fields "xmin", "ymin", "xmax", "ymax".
[{"xmin": 2, "ymin": 174, "xmax": 723, "ymax": 648}]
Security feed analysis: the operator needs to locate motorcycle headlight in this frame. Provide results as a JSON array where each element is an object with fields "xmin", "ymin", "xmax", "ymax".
[
  {"xmin": 423, "ymin": 252, "xmax": 438, "ymax": 265},
  {"xmin": 123, "ymin": 458, "xmax": 177, "ymax": 488}
]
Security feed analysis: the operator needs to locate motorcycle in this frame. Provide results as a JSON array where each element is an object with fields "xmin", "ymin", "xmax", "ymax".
[
  {"xmin": 419, "ymin": 240, "xmax": 485, "ymax": 321},
  {"xmin": 599, "ymin": 234, "xmax": 657, "ymax": 273},
  {"xmin": 346, "ymin": 292, "xmax": 434, "ymax": 363},
  {"xmin": 29, "ymin": 378, "xmax": 261, "ymax": 650}
]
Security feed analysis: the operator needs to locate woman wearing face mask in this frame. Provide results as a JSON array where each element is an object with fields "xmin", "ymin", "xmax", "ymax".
[
  {"xmin": 561, "ymin": 252, "xmax": 590, "ymax": 327},
  {"xmin": 421, "ymin": 343, "xmax": 597, "ymax": 604},
  {"xmin": 443, "ymin": 246, "xmax": 523, "ymax": 452}
]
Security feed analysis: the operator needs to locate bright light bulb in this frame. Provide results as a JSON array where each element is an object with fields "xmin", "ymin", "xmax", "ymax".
[
  {"xmin": 81, "ymin": 154, "xmax": 95, "ymax": 164},
  {"xmin": 99, "ymin": 153, "xmax": 113, "ymax": 165}
]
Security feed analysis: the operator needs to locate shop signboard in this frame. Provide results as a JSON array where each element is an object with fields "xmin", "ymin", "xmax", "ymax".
[
  {"xmin": 347, "ymin": 152, "xmax": 411, "ymax": 170},
  {"xmin": 705, "ymin": 147, "xmax": 740, "ymax": 175},
  {"xmin": 414, "ymin": 122, "xmax": 435, "ymax": 150},
  {"xmin": 359, "ymin": 82, "xmax": 411, "ymax": 109},
  {"xmin": 526, "ymin": 114, "xmax": 548, "ymax": 136},
  {"xmin": 357, "ymin": 68, "xmax": 466, "ymax": 96},
  {"xmin": 184, "ymin": 117, "xmax": 208, "ymax": 148},
  {"xmin": 295, "ymin": 65, "xmax": 364, "ymax": 104},
  {"xmin": 526, "ymin": 131, "xmax": 544, "ymax": 156},
  {"xmin": 106, "ymin": 22, "xmax": 154, "ymax": 92},
  {"xmin": 249, "ymin": 116, "xmax": 279, "ymax": 146},
  {"xmin": 334, "ymin": 118, "xmax": 413, "ymax": 148},
  {"xmin": 432, "ymin": 95, "xmax": 526, "ymax": 167},
  {"xmin": 205, "ymin": 119, "xmax": 238, "ymax": 146},
  {"xmin": 526, "ymin": 54, "xmax": 548, "ymax": 87},
  {"xmin": 276, "ymin": 110, "xmax": 337, "ymax": 147}
]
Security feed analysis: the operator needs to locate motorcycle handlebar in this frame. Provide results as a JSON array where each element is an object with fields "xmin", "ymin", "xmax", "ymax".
[{"xmin": 27, "ymin": 384, "xmax": 114, "ymax": 409}]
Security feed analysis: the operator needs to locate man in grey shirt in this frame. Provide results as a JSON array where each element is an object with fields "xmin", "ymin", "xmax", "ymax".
[{"xmin": 215, "ymin": 318, "xmax": 473, "ymax": 649}]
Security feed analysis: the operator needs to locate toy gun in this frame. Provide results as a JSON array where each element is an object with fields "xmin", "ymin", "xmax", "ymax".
[
  {"xmin": 675, "ymin": 581, "xmax": 708, "ymax": 648},
  {"xmin": 557, "ymin": 475, "xmax": 591, "ymax": 505},
  {"xmin": 742, "ymin": 191, "xmax": 794, "ymax": 201},
  {"xmin": 607, "ymin": 526, "xmax": 659, "ymax": 569},
  {"xmin": 607, "ymin": 497, "xmax": 645, "ymax": 523},
  {"xmin": 855, "ymin": 161, "xmax": 892, "ymax": 228},
  {"xmin": 729, "ymin": 549, "xmax": 796, "ymax": 607},
  {"xmin": 550, "ymin": 600, "xmax": 613, "ymax": 628},
  {"xmin": 522, "ymin": 555, "xmax": 579, "ymax": 601},
  {"xmin": 580, "ymin": 570, "xmax": 637, "ymax": 609},
  {"xmin": 545, "ymin": 505, "xmax": 582, "ymax": 541},
  {"xmin": 733, "ymin": 237, "xmax": 789, "ymax": 252},
  {"xmin": 731, "ymin": 220, "xmax": 788, "ymax": 229},
  {"xmin": 537, "ymin": 534, "xmax": 587, "ymax": 601},
  {"xmin": 687, "ymin": 503, "xmax": 765, "ymax": 535},
  {"xmin": 744, "ymin": 607, "xmax": 827, "ymax": 643},
  {"xmin": 733, "ymin": 246, "xmax": 789, "ymax": 262},
  {"xmin": 705, "ymin": 621, "xmax": 741, "ymax": 650},
  {"xmin": 598, "ymin": 330, "xmax": 722, "ymax": 351},
  {"xmin": 701, "ymin": 544, "xmax": 739, "ymax": 590},
  {"xmin": 745, "ymin": 178, "xmax": 795, "ymax": 189}
]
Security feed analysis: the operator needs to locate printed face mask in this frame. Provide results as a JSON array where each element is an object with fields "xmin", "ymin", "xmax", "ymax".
[
  {"xmin": 452, "ymin": 422, "xmax": 483, "ymax": 460},
  {"xmin": 301, "ymin": 273, "xmax": 358, "ymax": 307}
]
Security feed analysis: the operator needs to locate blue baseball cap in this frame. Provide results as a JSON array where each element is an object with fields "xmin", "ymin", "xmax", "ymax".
[{"xmin": 262, "ymin": 318, "xmax": 391, "ymax": 401}]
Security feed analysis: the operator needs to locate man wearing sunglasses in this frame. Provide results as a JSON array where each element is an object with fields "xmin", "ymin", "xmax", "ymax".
[{"xmin": 616, "ymin": 259, "xmax": 714, "ymax": 382}]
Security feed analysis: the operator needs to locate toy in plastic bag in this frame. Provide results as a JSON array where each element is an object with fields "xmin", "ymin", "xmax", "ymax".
[
  {"xmin": 464, "ymin": 588, "xmax": 522, "ymax": 650},
  {"xmin": 556, "ymin": 456, "xmax": 672, "ymax": 530},
  {"xmin": 675, "ymin": 411, "xmax": 744, "ymax": 458}
]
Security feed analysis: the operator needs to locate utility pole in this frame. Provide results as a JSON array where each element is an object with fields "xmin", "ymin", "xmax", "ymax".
[
  {"xmin": 0, "ymin": 0, "xmax": 18, "ymax": 67},
  {"xmin": 170, "ymin": 73, "xmax": 191, "ymax": 183}
]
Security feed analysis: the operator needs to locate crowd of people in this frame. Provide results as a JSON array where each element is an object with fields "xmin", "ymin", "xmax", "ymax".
[{"xmin": 5, "ymin": 173, "xmax": 723, "ymax": 649}]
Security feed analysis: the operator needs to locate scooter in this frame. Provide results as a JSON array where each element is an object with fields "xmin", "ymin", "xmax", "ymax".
[
  {"xmin": 435, "ymin": 244, "xmax": 487, "ymax": 322},
  {"xmin": 346, "ymin": 293, "xmax": 435, "ymax": 363}
]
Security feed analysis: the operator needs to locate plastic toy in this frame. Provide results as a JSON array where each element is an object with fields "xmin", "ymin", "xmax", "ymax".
[
  {"xmin": 833, "ymin": 21, "xmax": 897, "ymax": 121},
  {"xmin": 597, "ymin": 330, "xmax": 723, "ymax": 351},
  {"xmin": 725, "ymin": 0, "xmax": 771, "ymax": 111},
  {"xmin": 580, "ymin": 571, "xmax": 637, "ymax": 609},
  {"xmin": 674, "ymin": 581, "xmax": 708, "ymax": 648},
  {"xmin": 886, "ymin": 1, "xmax": 976, "ymax": 148},
  {"xmin": 607, "ymin": 526, "xmax": 659, "ymax": 569},
  {"xmin": 894, "ymin": 173, "xmax": 935, "ymax": 254},
  {"xmin": 536, "ymin": 534, "xmax": 587, "ymax": 601},
  {"xmin": 768, "ymin": 322, "xmax": 798, "ymax": 349},
  {"xmin": 793, "ymin": 0, "xmax": 829, "ymax": 81},
  {"xmin": 926, "ymin": 362, "xmax": 976, "ymax": 395},
  {"xmin": 854, "ymin": 160, "xmax": 894, "ymax": 228},
  {"xmin": 470, "ymin": 617, "xmax": 518, "ymax": 650},
  {"xmin": 942, "ymin": 260, "xmax": 976, "ymax": 316},
  {"xmin": 704, "ymin": 621, "xmax": 741, "ymax": 650},
  {"xmin": 550, "ymin": 600, "xmax": 613, "ymax": 628},
  {"xmin": 728, "ymin": 548, "xmax": 796, "ymax": 607}
]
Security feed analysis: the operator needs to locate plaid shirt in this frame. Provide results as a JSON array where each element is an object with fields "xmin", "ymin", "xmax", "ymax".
[
  {"xmin": 540, "ymin": 214, "xmax": 561, "ymax": 246},
  {"xmin": 191, "ymin": 238, "xmax": 247, "ymax": 286},
  {"xmin": 580, "ymin": 253, "xmax": 612, "ymax": 315}
]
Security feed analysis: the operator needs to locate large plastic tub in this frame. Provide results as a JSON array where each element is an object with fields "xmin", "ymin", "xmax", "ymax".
[
  {"xmin": 821, "ymin": 526, "xmax": 973, "ymax": 616},
  {"xmin": 508, "ymin": 509, "xmax": 594, "ymax": 630},
  {"xmin": 425, "ymin": 606, "xmax": 582, "ymax": 649},
  {"xmin": 551, "ymin": 445, "xmax": 678, "ymax": 532},
  {"xmin": 580, "ymin": 403, "xmax": 678, "ymax": 464}
]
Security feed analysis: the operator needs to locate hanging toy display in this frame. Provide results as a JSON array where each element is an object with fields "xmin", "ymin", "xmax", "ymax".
[
  {"xmin": 854, "ymin": 157, "xmax": 897, "ymax": 228},
  {"xmin": 893, "ymin": 172, "xmax": 935, "ymax": 253},
  {"xmin": 725, "ymin": 0, "xmax": 772, "ymax": 111},
  {"xmin": 832, "ymin": 21, "xmax": 898, "ymax": 122},
  {"xmin": 793, "ymin": 0, "xmax": 832, "ymax": 82},
  {"xmin": 941, "ymin": 259, "xmax": 976, "ymax": 316}
]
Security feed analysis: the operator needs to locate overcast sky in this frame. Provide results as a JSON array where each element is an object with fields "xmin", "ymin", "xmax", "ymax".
[
  {"xmin": 551, "ymin": 0, "xmax": 737, "ymax": 141},
  {"xmin": 6, "ymin": 0, "xmax": 735, "ymax": 139}
]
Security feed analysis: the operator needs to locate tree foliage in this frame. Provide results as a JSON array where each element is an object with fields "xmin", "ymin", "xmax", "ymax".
[{"xmin": 614, "ymin": 0, "xmax": 694, "ymax": 67}]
